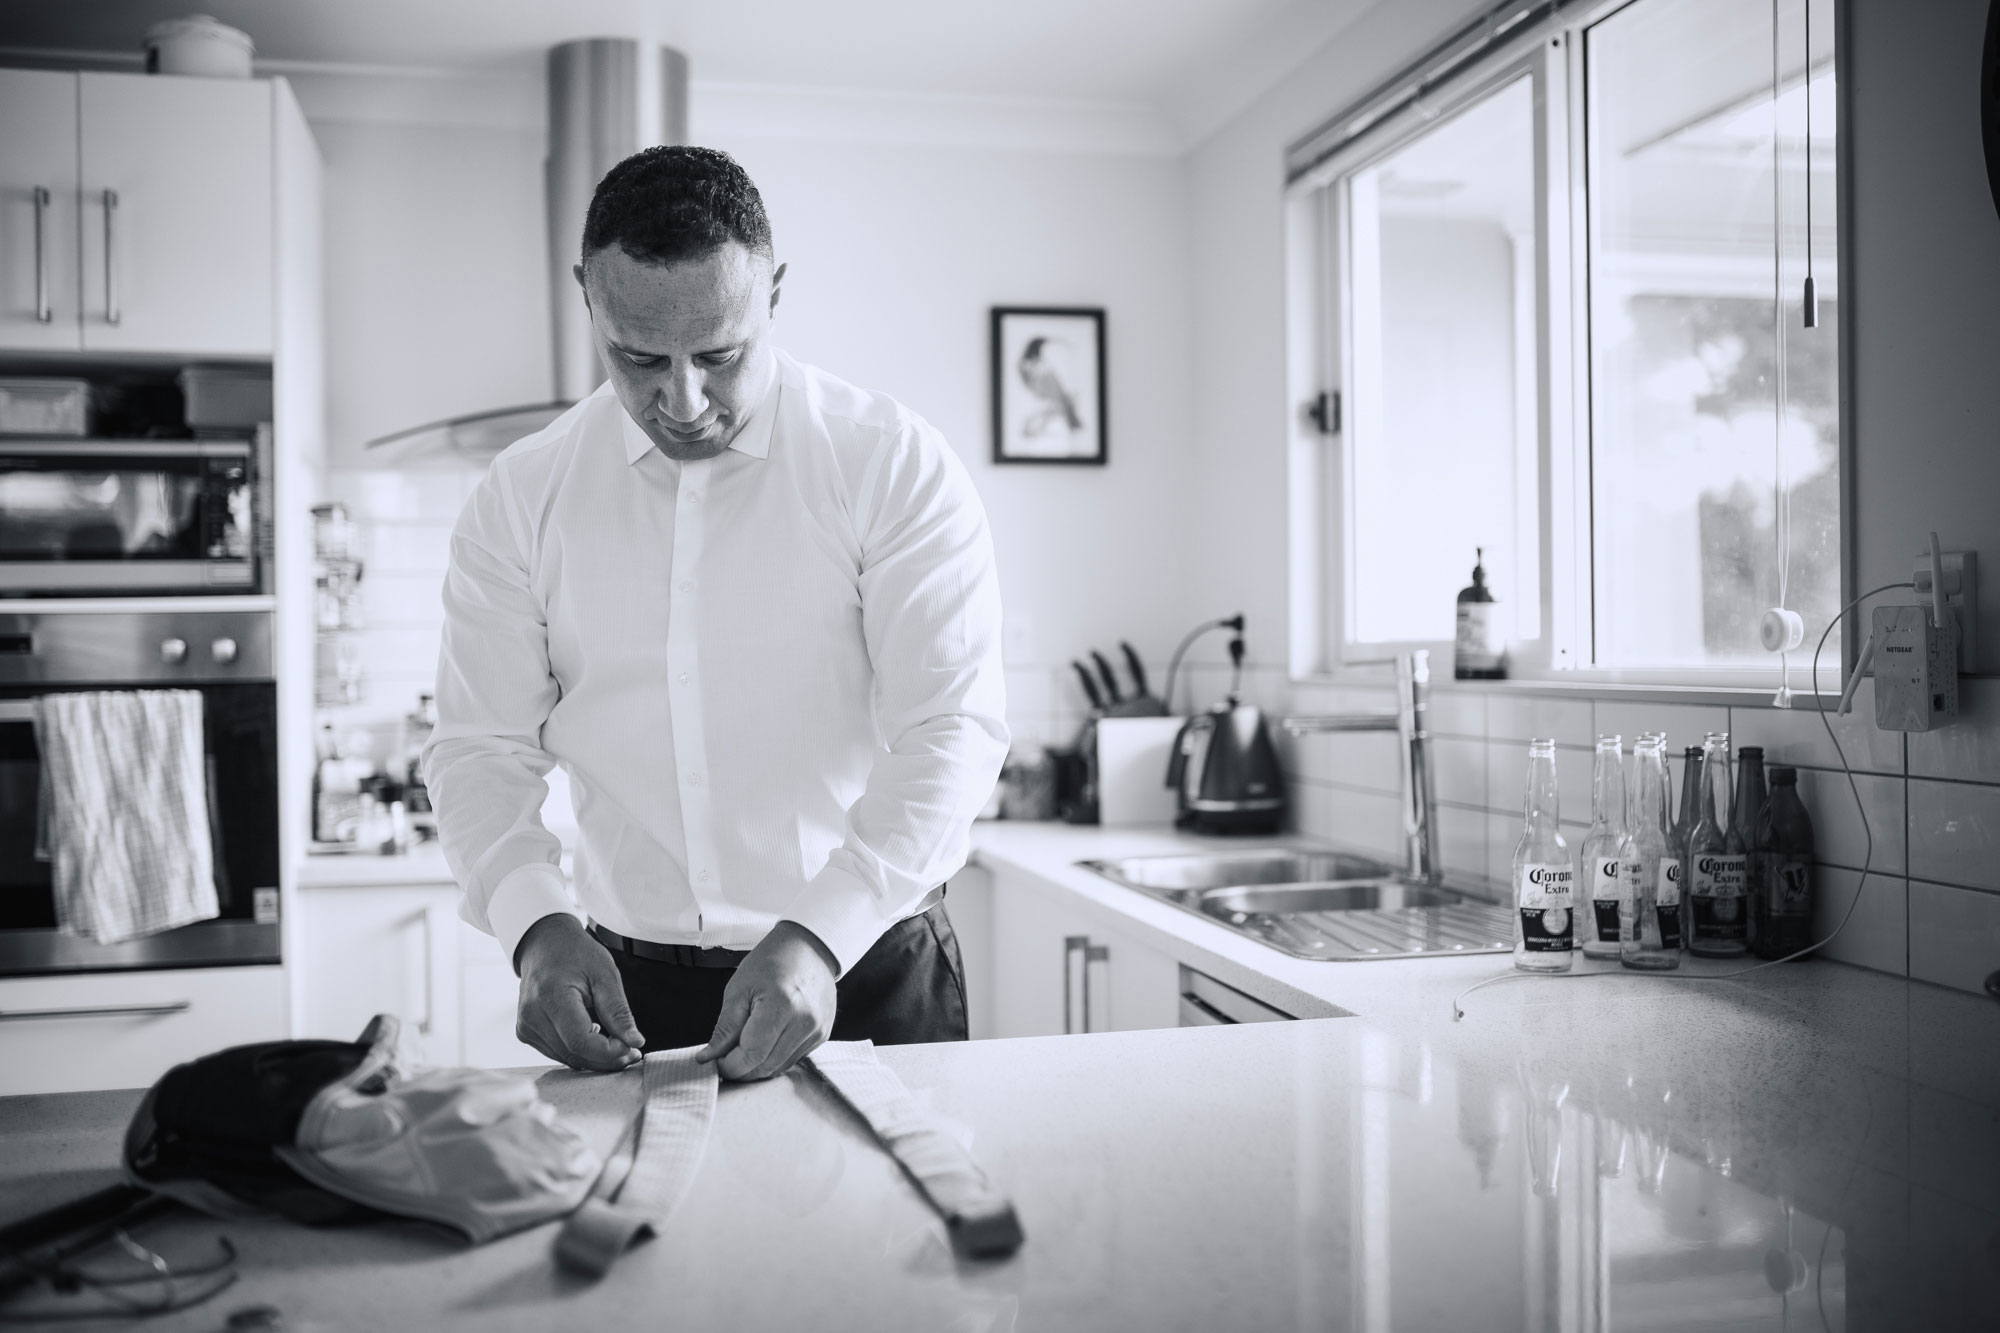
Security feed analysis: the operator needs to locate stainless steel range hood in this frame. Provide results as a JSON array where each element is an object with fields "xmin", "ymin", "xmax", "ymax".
[{"xmin": 366, "ymin": 39, "xmax": 688, "ymax": 460}]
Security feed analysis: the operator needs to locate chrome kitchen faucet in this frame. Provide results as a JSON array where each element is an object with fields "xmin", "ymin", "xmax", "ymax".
[{"xmin": 1281, "ymin": 651, "xmax": 1438, "ymax": 886}]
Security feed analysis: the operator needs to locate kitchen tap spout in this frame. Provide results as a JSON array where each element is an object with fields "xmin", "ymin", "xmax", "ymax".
[{"xmin": 1280, "ymin": 652, "xmax": 1437, "ymax": 885}]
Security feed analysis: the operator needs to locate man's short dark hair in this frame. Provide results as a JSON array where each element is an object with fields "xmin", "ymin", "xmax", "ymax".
[{"xmin": 581, "ymin": 145, "xmax": 773, "ymax": 271}]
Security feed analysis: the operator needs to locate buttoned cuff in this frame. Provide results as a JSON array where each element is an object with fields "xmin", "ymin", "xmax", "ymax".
[
  {"xmin": 484, "ymin": 861, "xmax": 579, "ymax": 971},
  {"xmin": 781, "ymin": 864, "xmax": 890, "ymax": 978}
]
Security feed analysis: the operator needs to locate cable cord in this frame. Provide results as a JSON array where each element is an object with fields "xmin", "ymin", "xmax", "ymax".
[{"xmin": 1453, "ymin": 582, "xmax": 1913, "ymax": 1020}]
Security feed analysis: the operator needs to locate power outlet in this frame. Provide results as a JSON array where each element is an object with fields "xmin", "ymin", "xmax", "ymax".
[{"xmin": 1872, "ymin": 603, "xmax": 1960, "ymax": 732}]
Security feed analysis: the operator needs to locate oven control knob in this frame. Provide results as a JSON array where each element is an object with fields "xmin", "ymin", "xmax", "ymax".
[
  {"xmin": 159, "ymin": 637, "xmax": 188, "ymax": 665},
  {"xmin": 210, "ymin": 637, "xmax": 238, "ymax": 664}
]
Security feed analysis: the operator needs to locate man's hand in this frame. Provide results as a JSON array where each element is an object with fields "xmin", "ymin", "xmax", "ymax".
[
  {"xmin": 514, "ymin": 914, "xmax": 646, "ymax": 1072},
  {"xmin": 697, "ymin": 921, "xmax": 838, "ymax": 1081}
]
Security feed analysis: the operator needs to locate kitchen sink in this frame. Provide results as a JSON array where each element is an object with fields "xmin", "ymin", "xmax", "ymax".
[
  {"xmin": 1081, "ymin": 849, "xmax": 1397, "ymax": 896},
  {"xmin": 1078, "ymin": 850, "xmax": 1513, "ymax": 961}
]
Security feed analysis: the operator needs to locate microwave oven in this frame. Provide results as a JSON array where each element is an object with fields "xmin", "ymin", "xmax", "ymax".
[{"xmin": 0, "ymin": 431, "xmax": 268, "ymax": 598}]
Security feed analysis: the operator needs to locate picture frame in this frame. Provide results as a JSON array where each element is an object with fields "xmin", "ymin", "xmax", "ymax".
[{"xmin": 990, "ymin": 306, "xmax": 1107, "ymax": 465}]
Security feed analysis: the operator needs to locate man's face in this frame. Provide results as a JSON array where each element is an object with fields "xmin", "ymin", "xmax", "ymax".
[{"xmin": 578, "ymin": 241, "xmax": 784, "ymax": 462}]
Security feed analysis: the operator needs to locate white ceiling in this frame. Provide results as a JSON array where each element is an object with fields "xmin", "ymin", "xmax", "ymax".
[{"xmin": 0, "ymin": 0, "xmax": 1387, "ymax": 145}]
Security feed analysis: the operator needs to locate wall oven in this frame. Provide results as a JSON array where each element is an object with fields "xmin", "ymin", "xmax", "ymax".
[
  {"xmin": 0, "ymin": 433, "xmax": 267, "ymax": 598},
  {"xmin": 0, "ymin": 609, "xmax": 279, "ymax": 975}
]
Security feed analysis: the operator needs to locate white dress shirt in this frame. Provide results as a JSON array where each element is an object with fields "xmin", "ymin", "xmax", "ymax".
[{"xmin": 424, "ymin": 350, "xmax": 1008, "ymax": 974}]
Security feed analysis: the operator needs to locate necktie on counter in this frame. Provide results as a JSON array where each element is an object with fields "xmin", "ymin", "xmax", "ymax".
[
  {"xmin": 554, "ymin": 1047, "xmax": 717, "ymax": 1277},
  {"xmin": 806, "ymin": 1041, "xmax": 1025, "ymax": 1258}
]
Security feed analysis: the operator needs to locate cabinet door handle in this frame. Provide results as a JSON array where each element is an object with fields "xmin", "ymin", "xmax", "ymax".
[
  {"xmin": 31, "ymin": 185, "xmax": 51, "ymax": 323},
  {"xmin": 1084, "ymin": 943, "xmax": 1110, "ymax": 1034},
  {"xmin": 1062, "ymin": 934, "xmax": 1087, "ymax": 1035},
  {"xmin": 416, "ymin": 905, "xmax": 437, "ymax": 1035},
  {"xmin": 101, "ymin": 189, "xmax": 119, "ymax": 326},
  {"xmin": 0, "ymin": 1000, "xmax": 190, "ymax": 1022}
]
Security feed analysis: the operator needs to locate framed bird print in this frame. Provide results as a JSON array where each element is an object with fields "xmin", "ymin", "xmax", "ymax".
[{"xmin": 990, "ymin": 306, "xmax": 1107, "ymax": 465}]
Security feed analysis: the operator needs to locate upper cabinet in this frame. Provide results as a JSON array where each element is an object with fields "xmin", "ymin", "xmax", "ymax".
[
  {"xmin": 1, "ymin": 69, "xmax": 274, "ymax": 357},
  {"xmin": 0, "ymin": 70, "xmax": 81, "ymax": 353}
]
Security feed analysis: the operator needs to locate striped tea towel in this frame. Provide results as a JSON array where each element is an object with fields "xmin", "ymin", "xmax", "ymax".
[{"xmin": 35, "ymin": 690, "xmax": 219, "ymax": 944}]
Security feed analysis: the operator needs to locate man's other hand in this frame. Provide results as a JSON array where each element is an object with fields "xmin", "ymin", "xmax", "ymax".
[
  {"xmin": 514, "ymin": 914, "xmax": 645, "ymax": 1072},
  {"xmin": 697, "ymin": 921, "xmax": 838, "ymax": 1081}
]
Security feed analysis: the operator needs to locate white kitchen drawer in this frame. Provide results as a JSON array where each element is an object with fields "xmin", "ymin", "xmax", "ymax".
[{"xmin": 0, "ymin": 966, "xmax": 287, "ymax": 1096}]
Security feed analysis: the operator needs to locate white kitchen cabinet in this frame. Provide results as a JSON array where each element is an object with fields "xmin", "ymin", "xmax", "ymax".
[
  {"xmin": 0, "ymin": 70, "xmax": 81, "ymax": 351},
  {"xmin": 987, "ymin": 864, "xmax": 1180, "ymax": 1038},
  {"xmin": 297, "ymin": 884, "xmax": 463, "ymax": 1065},
  {"xmin": 0, "ymin": 965, "xmax": 287, "ymax": 1096},
  {"xmin": 79, "ymin": 73, "xmax": 272, "ymax": 356},
  {"xmin": 0, "ymin": 69, "xmax": 274, "ymax": 356},
  {"xmin": 458, "ymin": 920, "xmax": 549, "ymax": 1070}
]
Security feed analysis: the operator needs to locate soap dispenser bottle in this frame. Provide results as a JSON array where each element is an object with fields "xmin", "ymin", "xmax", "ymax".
[{"xmin": 1454, "ymin": 549, "xmax": 1506, "ymax": 680}]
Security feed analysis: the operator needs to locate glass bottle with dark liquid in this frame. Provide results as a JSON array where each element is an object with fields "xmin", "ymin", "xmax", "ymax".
[{"xmin": 1753, "ymin": 765, "xmax": 1817, "ymax": 959}]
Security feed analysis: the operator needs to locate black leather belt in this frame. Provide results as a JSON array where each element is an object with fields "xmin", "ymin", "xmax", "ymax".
[{"xmin": 589, "ymin": 923, "xmax": 750, "ymax": 969}]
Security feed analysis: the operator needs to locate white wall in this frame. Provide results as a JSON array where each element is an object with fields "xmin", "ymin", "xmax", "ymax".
[{"xmin": 305, "ymin": 76, "xmax": 1194, "ymax": 756}]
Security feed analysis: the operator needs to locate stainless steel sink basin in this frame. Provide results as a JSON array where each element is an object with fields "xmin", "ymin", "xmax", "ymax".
[
  {"xmin": 1081, "ymin": 849, "xmax": 1396, "ymax": 896},
  {"xmin": 1077, "ymin": 850, "xmax": 1512, "ymax": 961},
  {"xmin": 1200, "ymin": 882, "xmax": 1461, "ymax": 914}
]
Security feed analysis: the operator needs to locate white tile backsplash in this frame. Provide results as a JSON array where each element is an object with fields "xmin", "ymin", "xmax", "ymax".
[
  {"xmin": 1278, "ymin": 679, "xmax": 2000, "ymax": 996},
  {"xmin": 1908, "ymin": 677, "xmax": 2000, "ymax": 784},
  {"xmin": 1290, "ymin": 728, "xmax": 1401, "ymax": 794},
  {"xmin": 1908, "ymin": 779, "xmax": 2000, "ymax": 893},
  {"xmin": 1295, "ymin": 780, "xmax": 1404, "ymax": 863},
  {"xmin": 1731, "ymin": 681, "xmax": 1905, "ymax": 775},
  {"xmin": 1791, "ymin": 768, "xmax": 1907, "ymax": 876},
  {"xmin": 1592, "ymin": 700, "xmax": 1729, "ymax": 753},
  {"xmin": 1432, "ymin": 737, "xmax": 1487, "ymax": 809},
  {"xmin": 1426, "ymin": 689, "xmax": 1485, "ymax": 740},
  {"xmin": 1908, "ymin": 879, "xmax": 2000, "ymax": 994},
  {"xmin": 1485, "ymin": 741, "xmax": 1592, "ymax": 826},
  {"xmin": 1814, "ymin": 867, "xmax": 1909, "ymax": 976},
  {"xmin": 358, "ymin": 521, "xmax": 454, "ymax": 574},
  {"xmin": 1486, "ymin": 694, "xmax": 1592, "ymax": 746}
]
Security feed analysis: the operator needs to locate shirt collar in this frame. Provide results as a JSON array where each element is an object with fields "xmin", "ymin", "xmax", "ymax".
[{"xmin": 618, "ymin": 366, "xmax": 780, "ymax": 466}]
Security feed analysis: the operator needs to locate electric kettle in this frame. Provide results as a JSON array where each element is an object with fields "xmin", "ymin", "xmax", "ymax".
[{"xmin": 1161, "ymin": 623, "xmax": 1286, "ymax": 835}]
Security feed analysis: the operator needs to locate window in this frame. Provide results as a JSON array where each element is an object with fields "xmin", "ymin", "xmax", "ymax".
[{"xmin": 1291, "ymin": 0, "xmax": 1839, "ymax": 679}]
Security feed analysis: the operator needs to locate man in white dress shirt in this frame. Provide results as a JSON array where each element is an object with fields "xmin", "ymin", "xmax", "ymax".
[{"xmin": 425, "ymin": 147, "xmax": 1007, "ymax": 1080}]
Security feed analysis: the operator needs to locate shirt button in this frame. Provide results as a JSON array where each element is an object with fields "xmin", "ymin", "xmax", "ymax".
[
  {"xmin": 687, "ymin": 771, "xmax": 702, "ymax": 785},
  {"xmin": 685, "ymin": 490, "xmax": 701, "ymax": 504},
  {"xmin": 678, "ymin": 579, "xmax": 693, "ymax": 592},
  {"xmin": 697, "ymin": 870, "xmax": 711, "ymax": 884},
  {"xmin": 678, "ymin": 673, "xmax": 689, "ymax": 684}
]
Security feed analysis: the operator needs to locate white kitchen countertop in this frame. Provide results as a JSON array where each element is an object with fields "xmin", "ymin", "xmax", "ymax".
[
  {"xmin": 297, "ymin": 840, "xmax": 456, "ymax": 888},
  {"xmin": 4, "ymin": 995, "xmax": 1997, "ymax": 1328}
]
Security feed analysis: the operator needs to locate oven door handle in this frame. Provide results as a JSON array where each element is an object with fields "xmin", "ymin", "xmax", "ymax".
[
  {"xmin": 0, "ymin": 700, "xmax": 36, "ymax": 722},
  {"xmin": 0, "ymin": 1000, "xmax": 191, "ymax": 1022}
]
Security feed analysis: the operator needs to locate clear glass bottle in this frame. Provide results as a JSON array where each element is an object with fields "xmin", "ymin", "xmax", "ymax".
[
  {"xmin": 1619, "ymin": 738, "xmax": 1681, "ymax": 970},
  {"xmin": 1688, "ymin": 732, "xmax": 1748, "ymax": 957},
  {"xmin": 1512, "ymin": 739, "xmax": 1574, "ymax": 972},
  {"xmin": 1753, "ymin": 765, "xmax": 1817, "ymax": 959},
  {"xmin": 1578, "ymin": 734, "xmax": 1626, "ymax": 959},
  {"xmin": 1728, "ymin": 745, "xmax": 1768, "ymax": 953}
]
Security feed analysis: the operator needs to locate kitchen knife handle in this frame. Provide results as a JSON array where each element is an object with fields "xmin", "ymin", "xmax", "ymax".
[
  {"xmin": 1090, "ymin": 650, "xmax": 1123, "ymax": 704},
  {"xmin": 1071, "ymin": 661, "xmax": 1104, "ymax": 712},
  {"xmin": 1120, "ymin": 641, "xmax": 1151, "ymax": 698},
  {"xmin": 31, "ymin": 185, "xmax": 51, "ymax": 323},
  {"xmin": 101, "ymin": 189, "xmax": 120, "ymax": 327}
]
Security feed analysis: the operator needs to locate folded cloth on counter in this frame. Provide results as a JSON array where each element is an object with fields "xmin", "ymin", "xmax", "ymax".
[
  {"xmin": 128, "ymin": 1014, "xmax": 602, "ymax": 1244},
  {"xmin": 35, "ymin": 688, "xmax": 218, "ymax": 943}
]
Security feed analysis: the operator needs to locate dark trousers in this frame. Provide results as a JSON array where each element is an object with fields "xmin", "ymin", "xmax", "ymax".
[{"xmin": 609, "ymin": 901, "xmax": 969, "ymax": 1052}]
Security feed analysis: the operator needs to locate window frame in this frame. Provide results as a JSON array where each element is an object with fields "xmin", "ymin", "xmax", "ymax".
[{"xmin": 1285, "ymin": 0, "xmax": 1845, "ymax": 691}]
